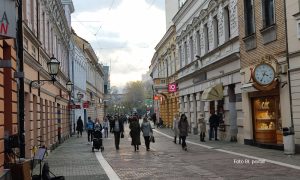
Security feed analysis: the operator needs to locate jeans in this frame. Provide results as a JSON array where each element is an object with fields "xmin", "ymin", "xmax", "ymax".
[
  {"xmin": 88, "ymin": 130, "xmax": 93, "ymax": 142},
  {"xmin": 144, "ymin": 136, "xmax": 150, "ymax": 150},
  {"xmin": 209, "ymin": 126, "xmax": 218, "ymax": 140},
  {"xmin": 114, "ymin": 132, "xmax": 121, "ymax": 149},
  {"xmin": 104, "ymin": 128, "xmax": 108, "ymax": 138}
]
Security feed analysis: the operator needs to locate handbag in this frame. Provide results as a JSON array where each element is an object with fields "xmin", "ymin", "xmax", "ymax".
[
  {"xmin": 121, "ymin": 132, "xmax": 124, "ymax": 138},
  {"xmin": 150, "ymin": 136, "xmax": 155, "ymax": 143}
]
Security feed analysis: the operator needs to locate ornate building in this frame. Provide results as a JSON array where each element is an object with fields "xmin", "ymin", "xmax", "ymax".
[{"xmin": 174, "ymin": 0, "xmax": 241, "ymax": 139}]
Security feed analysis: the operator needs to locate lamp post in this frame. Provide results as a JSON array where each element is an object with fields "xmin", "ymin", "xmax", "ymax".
[{"xmin": 66, "ymin": 80, "xmax": 73, "ymax": 136}]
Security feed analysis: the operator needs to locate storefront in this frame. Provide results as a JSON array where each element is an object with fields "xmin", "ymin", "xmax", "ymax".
[
  {"xmin": 241, "ymin": 55, "xmax": 288, "ymax": 149},
  {"xmin": 250, "ymin": 89, "xmax": 282, "ymax": 145}
]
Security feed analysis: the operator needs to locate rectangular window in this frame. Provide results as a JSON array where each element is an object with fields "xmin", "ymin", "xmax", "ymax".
[
  {"xmin": 190, "ymin": 36, "xmax": 194, "ymax": 62},
  {"xmin": 298, "ymin": 21, "xmax": 300, "ymax": 39},
  {"xmin": 213, "ymin": 16, "xmax": 219, "ymax": 48},
  {"xmin": 244, "ymin": 0, "xmax": 255, "ymax": 35},
  {"xmin": 224, "ymin": 6, "xmax": 231, "ymax": 41},
  {"xmin": 204, "ymin": 24, "xmax": 209, "ymax": 53},
  {"xmin": 184, "ymin": 41, "xmax": 188, "ymax": 66},
  {"xmin": 196, "ymin": 30, "xmax": 201, "ymax": 56},
  {"xmin": 179, "ymin": 45, "xmax": 183, "ymax": 68},
  {"xmin": 262, "ymin": 0, "xmax": 275, "ymax": 28}
]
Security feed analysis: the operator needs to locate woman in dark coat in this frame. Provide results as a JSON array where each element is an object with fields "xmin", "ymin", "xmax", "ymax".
[
  {"xmin": 129, "ymin": 114, "xmax": 141, "ymax": 151},
  {"xmin": 178, "ymin": 114, "xmax": 189, "ymax": 151},
  {"xmin": 76, "ymin": 116, "xmax": 84, "ymax": 137}
]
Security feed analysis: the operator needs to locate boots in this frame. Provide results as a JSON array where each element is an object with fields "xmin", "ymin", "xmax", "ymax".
[
  {"xmin": 200, "ymin": 132, "xmax": 206, "ymax": 142},
  {"xmin": 173, "ymin": 136, "xmax": 177, "ymax": 144}
]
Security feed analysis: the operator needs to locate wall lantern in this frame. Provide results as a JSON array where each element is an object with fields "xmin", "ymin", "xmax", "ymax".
[
  {"xmin": 66, "ymin": 80, "xmax": 73, "ymax": 93},
  {"xmin": 77, "ymin": 92, "xmax": 84, "ymax": 101},
  {"xmin": 29, "ymin": 56, "xmax": 60, "ymax": 92}
]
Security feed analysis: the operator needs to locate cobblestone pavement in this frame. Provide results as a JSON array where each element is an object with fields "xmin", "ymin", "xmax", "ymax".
[
  {"xmin": 34, "ymin": 133, "xmax": 109, "ymax": 180},
  {"xmin": 101, "ymin": 124, "xmax": 300, "ymax": 180}
]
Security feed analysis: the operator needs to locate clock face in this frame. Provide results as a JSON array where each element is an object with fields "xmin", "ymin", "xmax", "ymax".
[{"xmin": 253, "ymin": 63, "xmax": 275, "ymax": 86}]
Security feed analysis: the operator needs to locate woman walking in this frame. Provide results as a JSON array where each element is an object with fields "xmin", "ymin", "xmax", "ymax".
[
  {"xmin": 178, "ymin": 114, "xmax": 189, "ymax": 151},
  {"xmin": 140, "ymin": 117, "xmax": 153, "ymax": 151},
  {"xmin": 76, "ymin": 116, "xmax": 83, "ymax": 137},
  {"xmin": 199, "ymin": 113, "xmax": 206, "ymax": 142},
  {"xmin": 129, "ymin": 113, "xmax": 141, "ymax": 151},
  {"xmin": 103, "ymin": 115, "xmax": 109, "ymax": 138},
  {"xmin": 173, "ymin": 114, "xmax": 180, "ymax": 144}
]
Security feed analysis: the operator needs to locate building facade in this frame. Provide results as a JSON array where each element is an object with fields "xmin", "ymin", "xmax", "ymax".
[
  {"xmin": 22, "ymin": 0, "xmax": 73, "ymax": 158},
  {"xmin": 174, "ymin": 0, "xmax": 241, "ymax": 140},
  {"xmin": 69, "ymin": 30, "xmax": 87, "ymax": 132},
  {"xmin": 286, "ymin": 0, "xmax": 300, "ymax": 152},
  {"xmin": 151, "ymin": 25, "xmax": 179, "ymax": 128},
  {"xmin": 238, "ymin": 0, "xmax": 292, "ymax": 151}
]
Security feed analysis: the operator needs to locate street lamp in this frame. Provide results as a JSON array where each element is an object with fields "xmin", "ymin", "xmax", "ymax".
[
  {"xmin": 77, "ymin": 92, "xmax": 84, "ymax": 102},
  {"xmin": 29, "ymin": 56, "xmax": 60, "ymax": 92},
  {"xmin": 65, "ymin": 80, "xmax": 73, "ymax": 136}
]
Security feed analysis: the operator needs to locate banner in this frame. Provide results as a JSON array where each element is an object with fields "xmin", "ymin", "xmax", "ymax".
[{"xmin": 0, "ymin": 0, "xmax": 16, "ymax": 39}]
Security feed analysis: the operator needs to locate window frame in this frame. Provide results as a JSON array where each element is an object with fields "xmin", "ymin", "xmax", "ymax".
[
  {"xmin": 261, "ymin": 0, "xmax": 275, "ymax": 28},
  {"xmin": 244, "ymin": 0, "xmax": 255, "ymax": 36}
]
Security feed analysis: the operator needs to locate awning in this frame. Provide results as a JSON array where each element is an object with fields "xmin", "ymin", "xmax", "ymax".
[{"xmin": 201, "ymin": 83, "xmax": 223, "ymax": 101}]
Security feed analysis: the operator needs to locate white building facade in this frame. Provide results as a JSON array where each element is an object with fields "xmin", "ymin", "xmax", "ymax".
[{"xmin": 174, "ymin": 0, "xmax": 242, "ymax": 141}]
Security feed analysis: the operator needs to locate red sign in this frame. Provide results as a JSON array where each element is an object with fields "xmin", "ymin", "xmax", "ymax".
[
  {"xmin": 168, "ymin": 83, "xmax": 177, "ymax": 92},
  {"xmin": 153, "ymin": 96, "xmax": 160, "ymax": 100},
  {"xmin": 83, "ymin": 101, "xmax": 89, "ymax": 108}
]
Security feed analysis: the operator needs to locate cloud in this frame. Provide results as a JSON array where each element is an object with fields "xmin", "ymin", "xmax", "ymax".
[
  {"xmin": 73, "ymin": 0, "xmax": 123, "ymax": 13},
  {"xmin": 71, "ymin": 0, "xmax": 166, "ymax": 87}
]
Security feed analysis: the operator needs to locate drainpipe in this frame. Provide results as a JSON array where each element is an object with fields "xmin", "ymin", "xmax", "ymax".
[
  {"xmin": 283, "ymin": 0, "xmax": 295, "ymax": 154},
  {"xmin": 17, "ymin": 0, "xmax": 25, "ymax": 158}
]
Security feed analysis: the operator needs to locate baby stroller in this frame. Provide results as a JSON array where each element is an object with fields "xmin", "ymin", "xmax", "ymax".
[{"xmin": 92, "ymin": 124, "xmax": 104, "ymax": 152}]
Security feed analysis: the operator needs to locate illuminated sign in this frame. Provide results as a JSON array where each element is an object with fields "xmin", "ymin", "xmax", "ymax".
[
  {"xmin": 168, "ymin": 83, "xmax": 177, "ymax": 92},
  {"xmin": 153, "ymin": 96, "xmax": 160, "ymax": 100},
  {"xmin": 0, "ymin": 0, "xmax": 16, "ymax": 39}
]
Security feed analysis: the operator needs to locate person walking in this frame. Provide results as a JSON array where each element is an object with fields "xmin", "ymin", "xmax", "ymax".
[
  {"xmin": 111, "ymin": 115, "xmax": 124, "ymax": 150},
  {"xmin": 76, "ymin": 116, "xmax": 83, "ymax": 137},
  {"xmin": 129, "ymin": 113, "xmax": 141, "ymax": 151},
  {"xmin": 209, "ymin": 110, "xmax": 219, "ymax": 141},
  {"xmin": 140, "ymin": 117, "xmax": 153, "ymax": 151},
  {"xmin": 86, "ymin": 117, "xmax": 95, "ymax": 143},
  {"xmin": 173, "ymin": 114, "xmax": 181, "ymax": 144},
  {"xmin": 178, "ymin": 114, "xmax": 189, "ymax": 151},
  {"xmin": 102, "ymin": 115, "xmax": 109, "ymax": 138},
  {"xmin": 199, "ymin": 113, "xmax": 206, "ymax": 142}
]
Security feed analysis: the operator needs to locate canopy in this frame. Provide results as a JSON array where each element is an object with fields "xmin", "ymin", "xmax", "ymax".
[{"xmin": 201, "ymin": 83, "xmax": 224, "ymax": 101}]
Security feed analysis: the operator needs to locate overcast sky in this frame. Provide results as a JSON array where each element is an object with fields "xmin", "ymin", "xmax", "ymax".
[{"xmin": 71, "ymin": 0, "xmax": 166, "ymax": 88}]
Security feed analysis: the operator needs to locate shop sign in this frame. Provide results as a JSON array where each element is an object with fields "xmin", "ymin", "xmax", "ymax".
[
  {"xmin": 153, "ymin": 96, "xmax": 160, "ymax": 100},
  {"xmin": 168, "ymin": 83, "xmax": 177, "ymax": 92},
  {"xmin": 68, "ymin": 104, "xmax": 81, "ymax": 109},
  {"xmin": 0, "ymin": 0, "xmax": 16, "ymax": 39},
  {"xmin": 83, "ymin": 101, "xmax": 89, "ymax": 108}
]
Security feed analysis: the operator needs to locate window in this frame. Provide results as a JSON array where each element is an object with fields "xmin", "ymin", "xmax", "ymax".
[
  {"xmin": 262, "ymin": 0, "xmax": 275, "ymax": 28},
  {"xmin": 204, "ymin": 24, "xmax": 209, "ymax": 53},
  {"xmin": 184, "ymin": 41, "xmax": 188, "ymax": 66},
  {"xmin": 224, "ymin": 6, "xmax": 231, "ymax": 41},
  {"xmin": 179, "ymin": 45, "xmax": 183, "ymax": 68},
  {"xmin": 297, "ymin": 21, "xmax": 300, "ymax": 39},
  {"xmin": 213, "ymin": 16, "xmax": 219, "ymax": 48},
  {"xmin": 196, "ymin": 30, "xmax": 201, "ymax": 56},
  {"xmin": 190, "ymin": 36, "xmax": 194, "ymax": 62},
  {"xmin": 244, "ymin": 0, "xmax": 255, "ymax": 36}
]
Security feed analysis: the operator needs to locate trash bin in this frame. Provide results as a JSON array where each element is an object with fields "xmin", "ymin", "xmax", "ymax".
[{"xmin": 282, "ymin": 127, "xmax": 295, "ymax": 155}]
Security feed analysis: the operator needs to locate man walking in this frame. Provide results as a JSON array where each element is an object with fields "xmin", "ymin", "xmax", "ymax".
[
  {"xmin": 111, "ymin": 115, "xmax": 124, "ymax": 150},
  {"xmin": 86, "ymin": 117, "xmax": 95, "ymax": 144},
  {"xmin": 209, "ymin": 110, "xmax": 219, "ymax": 141}
]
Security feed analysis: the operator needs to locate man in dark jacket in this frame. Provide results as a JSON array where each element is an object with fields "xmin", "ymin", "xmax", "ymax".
[
  {"xmin": 209, "ymin": 110, "xmax": 219, "ymax": 141},
  {"xmin": 111, "ymin": 115, "xmax": 124, "ymax": 150}
]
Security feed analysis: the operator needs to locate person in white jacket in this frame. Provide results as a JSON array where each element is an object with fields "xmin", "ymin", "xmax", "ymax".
[{"xmin": 173, "ymin": 114, "xmax": 181, "ymax": 144}]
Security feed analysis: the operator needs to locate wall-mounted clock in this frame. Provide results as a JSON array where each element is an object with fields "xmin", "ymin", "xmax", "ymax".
[{"xmin": 253, "ymin": 63, "xmax": 275, "ymax": 86}]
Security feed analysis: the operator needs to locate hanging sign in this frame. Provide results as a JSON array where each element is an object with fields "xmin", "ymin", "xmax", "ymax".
[
  {"xmin": 168, "ymin": 83, "xmax": 177, "ymax": 92},
  {"xmin": 0, "ymin": 0, "xmax": 16, "ymax": 39}
]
